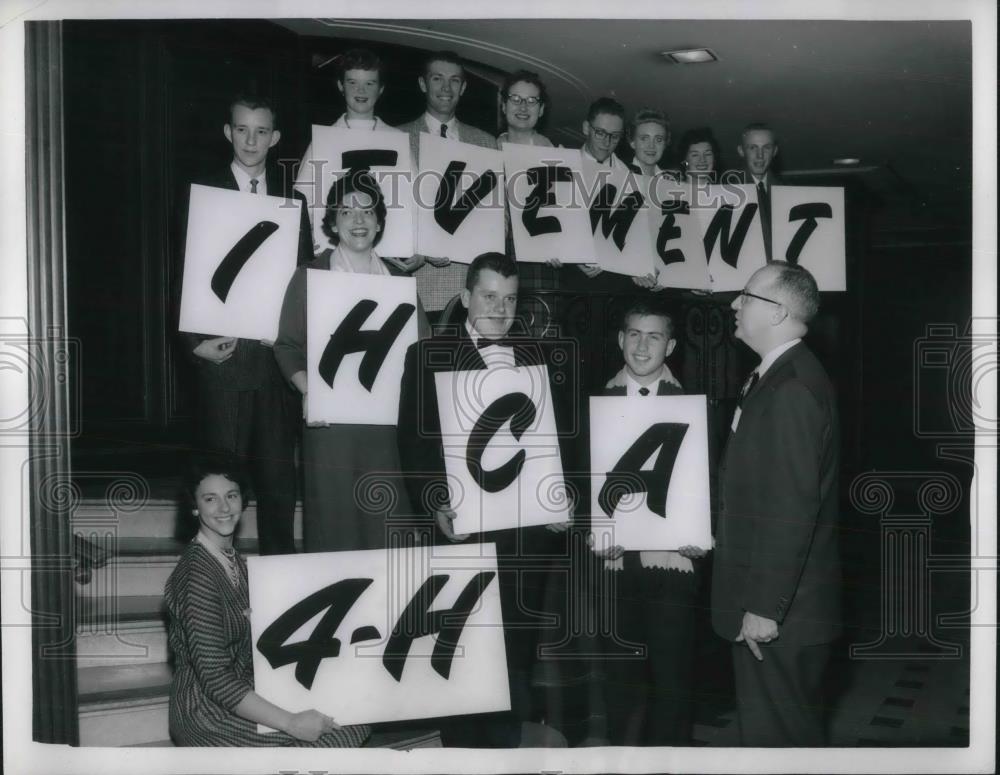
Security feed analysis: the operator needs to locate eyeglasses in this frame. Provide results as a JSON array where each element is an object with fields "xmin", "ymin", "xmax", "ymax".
[
  {"xmin": 590, "ymin": 127, "xmax": 623, "ymax": 144},
  {"xmin": 738, "ymin": 289, "xmax": 782, "ymax": 305},
  {"xmin": 504, "ymin": 94, "xmax": 543, "ymax": 107}
]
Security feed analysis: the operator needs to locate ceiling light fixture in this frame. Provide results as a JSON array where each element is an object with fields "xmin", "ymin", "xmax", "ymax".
[
  {"xmin": 660, "ymin": 48, "xmax": 717, "ymax": 64},
  {"xmin": 833, "ymin": 158, "xmax": 861, "ymax": 166}
]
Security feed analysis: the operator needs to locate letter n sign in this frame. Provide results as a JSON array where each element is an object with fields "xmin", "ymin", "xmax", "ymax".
[
  {"xmin": 306, "ymin": 270, "xmax": 419, "ymax": 425},
  {"xmin": 589, "ymin": 395, "xmax": 712, "ymax": 550}
]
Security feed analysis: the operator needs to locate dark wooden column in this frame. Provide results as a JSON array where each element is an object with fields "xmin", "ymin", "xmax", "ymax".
[{"xmin": 26, "ymin": 20, "xmax": 79, "ymax": 745}]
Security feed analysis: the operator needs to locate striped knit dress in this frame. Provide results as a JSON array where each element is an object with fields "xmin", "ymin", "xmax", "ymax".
[{"xmin": 163, "ymin": 542, "xmax": 370, "ymax": 747}]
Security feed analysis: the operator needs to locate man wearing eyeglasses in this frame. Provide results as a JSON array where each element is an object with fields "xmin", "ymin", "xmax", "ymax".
[
  {"xmin": 397, "ymin": 50, "xmax": 498, "ymax": 320},
  {"xmin": 711, "ymin": 263, "xmax": 841, "ymax": 746},
  {"xmin": 573, "ymin": 97, "xmax": 639, "ymax": 288}
]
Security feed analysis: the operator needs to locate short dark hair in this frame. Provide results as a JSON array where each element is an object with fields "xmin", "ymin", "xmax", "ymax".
[
  {"xmin": 629, "ymin": 108, "xmax": 671, "ymax": 141},
  {"xmin": 337, "ymin": 48, "xmax": 383, "ymax": 83},
  {"xmin": 228, "ymin": 94, "xmax": 278, "ymax": 129},
  {"xmin": 321, "ymin": 170, "xmax": 387, "ymax": 247},
  {"xmin": 740, "ymin": 122, "xmax": 778, "ymax": 145},
  {"xmin": 621, "ymin": 299, "xmax": 676, "ymax": 340},
  {"xmin": 465, "ymin": 252, "xmax": 518, "ymax": 292},
  {"xmin": 183, "ymin": 452, "xmax": 250, "ymax": 515},
  {"xmin": 422, "ymin": 50, "xmax": 466, "ymax": 80},
  {"xmin": 677, "ymin": 126, "xmax": 721, "ymax": 164},
  {"xmin": 769, "ymin": 263, "xmax": 819, "ymax": 323},
  {"xmin": 586, "ymin": 97, "xmax": 625, "ymax": 124}
]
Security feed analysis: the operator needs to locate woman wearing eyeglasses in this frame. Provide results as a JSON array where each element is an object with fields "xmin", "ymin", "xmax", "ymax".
[{"xmin": 496, "ymin": 70, "xmax": 554, "ymax": 149}]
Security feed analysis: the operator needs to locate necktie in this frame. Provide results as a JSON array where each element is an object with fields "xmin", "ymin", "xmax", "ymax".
[
  {"xmin": 639, "ymin": 387, "xmax": 650, "ymax": 396},
  {"xmin": 439, "ymin": 124, "xmax": 448, "ymax": 138},
  {"xmin": 250, "ymin": 178, "xmax": 259, "ymax": 194},
  {"xmin": 739, "ymin": 370, "xmax": 759, "ymax": 407},
  {"xmin": 756, "ymin": 180, "xmax": 766, "ymax": 198},
  {"xmin": 476, "ymin": 336, "xmax": 514, "ymax": 349}
]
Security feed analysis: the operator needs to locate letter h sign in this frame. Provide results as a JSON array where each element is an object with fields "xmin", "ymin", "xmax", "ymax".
[{"xmin": 306, "ymin": 269, "xmax": 420, "ymax": 425}]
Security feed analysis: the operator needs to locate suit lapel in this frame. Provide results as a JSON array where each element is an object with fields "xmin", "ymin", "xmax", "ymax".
[{"xmin": 745, "ymin": 342, "xmax": 804, "ymax": 404}]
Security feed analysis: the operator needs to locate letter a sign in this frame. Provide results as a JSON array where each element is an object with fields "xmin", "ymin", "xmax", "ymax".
[
  {"xmin": 590, "ymin": 395, "xmax": 712, "ymax": 550},
  {"xmin": 306, "ymin": 270, "xmax": 419, "ymax": 425}
]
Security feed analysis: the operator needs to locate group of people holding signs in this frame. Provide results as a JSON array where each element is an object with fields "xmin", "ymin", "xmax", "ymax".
[{"xmin": 171, "ymin": 46, "xmax": 843, "ymax": 750}]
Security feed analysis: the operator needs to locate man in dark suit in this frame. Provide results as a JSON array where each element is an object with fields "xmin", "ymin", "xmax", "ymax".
[
  {"xmin": 397, "ymin": 251, "xmax": 577, "ymax": 746},
  {"xmin": 591, "ymin": 299, "xmax": 707, "ymax": 746},
  {"xmin": 711, "ymin": 262, "xmax": 841, "ymax": 746},
  {"xmin": 179, "ymin": 95, "xmax": 312, "ymax": 555},
  {"xmin": 396, "ymin": 51, "xmax": 498, "ymax": 318},
  {"xmin": 724, "ymin": 123, "xmax": 782, "ymax": 262}
]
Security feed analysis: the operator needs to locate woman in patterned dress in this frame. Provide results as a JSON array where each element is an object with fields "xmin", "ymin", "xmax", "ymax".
[{"xmin": 164, "ymin": 457, "xmax": 370, "ymax": 747}]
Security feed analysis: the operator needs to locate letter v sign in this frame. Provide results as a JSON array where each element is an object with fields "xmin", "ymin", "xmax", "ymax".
[{"xmin": 433, "ymin": 161, "xmax": 498, "ymax": 235}]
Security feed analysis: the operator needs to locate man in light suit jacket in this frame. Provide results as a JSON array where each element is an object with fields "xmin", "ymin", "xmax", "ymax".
[
  {"xmin": 178, "ymin": 95, "xmax": 311, "ymax": 555},
  {"xmin": 396, "ymin": 50, "xmax": 498, "ymax": 317},
  {"xmin": 711, "ymin": 263, "xmax": 841, "ymax": 746}
]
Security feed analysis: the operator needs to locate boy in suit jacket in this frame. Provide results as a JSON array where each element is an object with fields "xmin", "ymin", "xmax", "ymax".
[
  {"xmin": 179, "ymin": 95, "xmax": 311, "ymax": 555},
  {"xmin": 396, "ymin": 51, "xmax": 498, "ymax": 316},
  {"xmin": 711, "ymin": 263, "xmax": 841, "ymax": 745},
  {"xmin": 591, "ymin": 299, "xmax": 708, "ymax": 745},
  {"xmin": 397, "ymin": 252, "xmax": 577, "ymax": 746}
]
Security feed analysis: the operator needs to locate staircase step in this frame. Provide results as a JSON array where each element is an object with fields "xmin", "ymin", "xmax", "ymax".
[
  {"xmin": 73, "ymin": 498, "xmax": 303, "ymax": 540},
  {"xmin": 78, "ymin": 662, "xmax": 173, "ymax": 705},
  {"xmin": 79, "ymin": 695, "xmax": 170, "ymax": 747}
]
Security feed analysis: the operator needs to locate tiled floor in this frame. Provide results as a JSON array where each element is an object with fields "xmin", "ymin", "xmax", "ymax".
[{"xmin": 690, "ymin": 642, "xmax": 971, "ymax": 747}]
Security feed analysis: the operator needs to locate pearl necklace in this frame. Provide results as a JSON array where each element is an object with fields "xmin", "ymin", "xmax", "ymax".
[{"xmin": 195, "ymin": 531, "xmax": 243, "ymax": 589}]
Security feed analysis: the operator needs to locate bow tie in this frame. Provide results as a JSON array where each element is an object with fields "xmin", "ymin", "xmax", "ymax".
[{"xmin": 476, "ymin": 337, "xmax": 516, "ymax": 349}]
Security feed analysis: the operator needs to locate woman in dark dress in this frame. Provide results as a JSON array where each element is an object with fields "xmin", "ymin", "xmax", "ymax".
[
  {"xmin": 275, "ymin": 172, "xmax": 428, "ymax": 552},
  {"xmin": 163, "ymin": 457, "xmax": 370, "ymax": 747}
]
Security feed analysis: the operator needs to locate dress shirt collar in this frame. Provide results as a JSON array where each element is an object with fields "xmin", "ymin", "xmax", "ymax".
[
  {"xmin": 756, "ymin": 338, "xmax": 801, "ymax": 379},
  {"xmin": 464, "ymin": 320, "xmax": 516, "ymax": 368},
  {"xmin": 230, "ymin": 161, "xmax": 266, "ymax": 194},
  {"xmin": 424, "ymin": 112, "xmax": 458, "ymax": 139},
  {"xmin": 624, "ymin": 364, "xmax": 679, "ymax": 396},
  {"xmin": 582, "ymin": 146, "xmax": 626, "ymax": 171}
]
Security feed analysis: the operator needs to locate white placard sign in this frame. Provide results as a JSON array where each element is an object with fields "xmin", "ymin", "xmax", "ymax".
[
  {"xmin": 178, "ymin": 184, "xmax": 302, "ymax": 341},
  {"xmin": 770, "ymin": 185, "xmax": 847, "ymax": 291},
  {"xmin": 590, "ymin": 395, "xmax": 712, "ymax": 551},
  {"xmin": 415, "ymin": 133, "xmax": 505, "ymax": 263},
  {"xmin": 435, "ymin": 363, "xmax": 569, "ymax": 534},
  {"xmin": 503, "ymin": 145, "xmax": 595, "ymax": 264},
  {"xmin": 295, "ymin": 125, "xmax": 415, "ymax": 257},
  {"xmin": 580, "ymin": 159, "xmax": 656, "ymax": 277},
  {"xmin": 692, "ymin": 183, "xmax": 768, "ymax": 292},
  {"xmin": 305, "ymin": 270, "xmax": 418, "ymax": 425},
  {"xmin": 248, "ymin": 544, "xmax": 509, "ymax": 727},
  {"xmin": 646, "ymin": 179, "xmax": 712, "ymax": 290}
]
